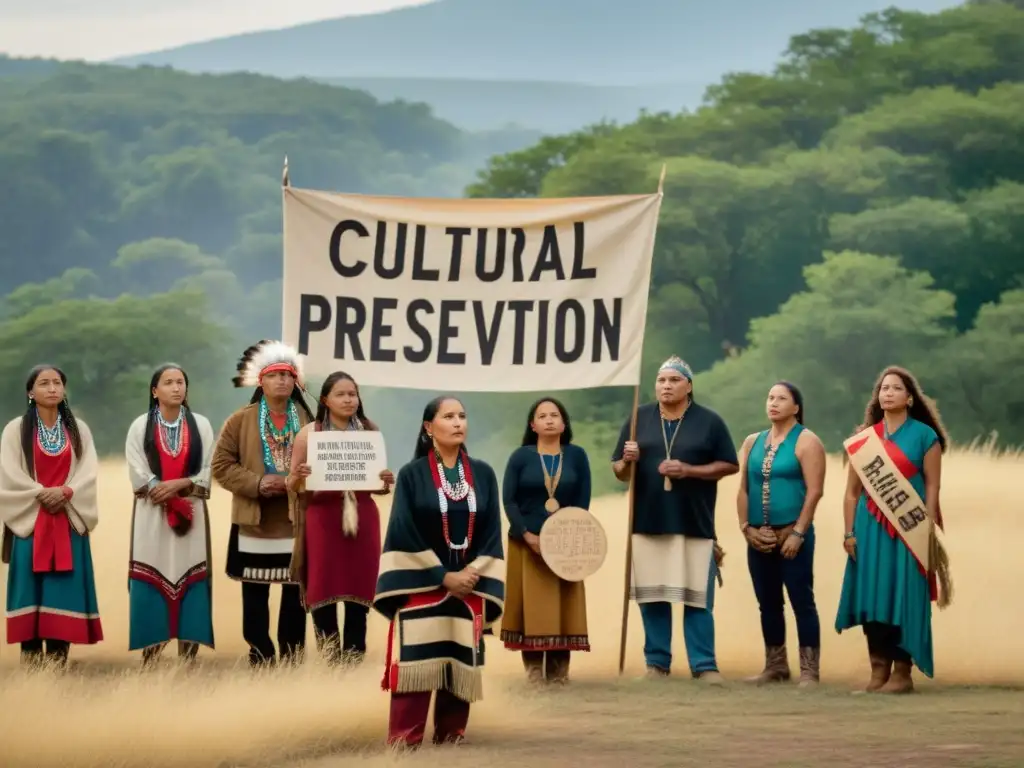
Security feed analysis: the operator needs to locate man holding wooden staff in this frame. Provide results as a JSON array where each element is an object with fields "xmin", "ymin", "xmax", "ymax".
[{"xmin": 611, "ymin": 356, "xmax": 739, "ymax": 681}]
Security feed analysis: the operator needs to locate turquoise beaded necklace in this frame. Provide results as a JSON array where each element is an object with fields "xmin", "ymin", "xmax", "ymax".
[{"xmin": 259, "ymin": 397, "xmax": 300, "ymax": 472}]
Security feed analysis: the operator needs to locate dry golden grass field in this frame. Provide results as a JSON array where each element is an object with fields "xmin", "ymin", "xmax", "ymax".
[{"xmin": 1, "ymin": 449, "xmax": 1023, "ymax": 768}]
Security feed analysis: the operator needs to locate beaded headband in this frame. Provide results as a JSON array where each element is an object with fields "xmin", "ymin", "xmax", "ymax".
[
  {"xmin": 232, "ymin": 340, "xmax": 306, "ymax": 389},
  {"xmin": 659, "ymin": 355, "xmax": 693, "ymax": 381}
]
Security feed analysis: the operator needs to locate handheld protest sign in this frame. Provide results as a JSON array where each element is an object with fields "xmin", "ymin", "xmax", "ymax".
[
  {"xmin": 538, "ymin": 506, "xmax": 608, "ymax": 582},
  {"xmin": 306, "ymin": 430, "xmax": 388, "ymax": 492}
]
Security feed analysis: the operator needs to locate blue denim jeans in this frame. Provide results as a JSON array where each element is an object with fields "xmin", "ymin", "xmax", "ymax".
[
  {"xmin": 746, "ymin": 523, "xmax": 820, "ymax": 648},
  {"xmin": 638, "ymin": 552, "xmax": 718, "ymax": 675}
]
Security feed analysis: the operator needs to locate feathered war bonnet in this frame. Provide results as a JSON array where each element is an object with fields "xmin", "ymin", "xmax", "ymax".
[{"xmin": 232, "ymin": 339, "xmax": 307, "ymax": 390}]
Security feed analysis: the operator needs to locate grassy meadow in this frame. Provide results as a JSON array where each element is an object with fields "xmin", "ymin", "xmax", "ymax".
[{"xmin": 1, "ymin": 448, "xmax": 1022, "ymax": 767}]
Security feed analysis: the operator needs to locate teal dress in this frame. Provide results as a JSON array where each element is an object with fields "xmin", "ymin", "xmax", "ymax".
[{"xmin": 835, "ymin": 418, "xmax": 938, "ymax": 677}]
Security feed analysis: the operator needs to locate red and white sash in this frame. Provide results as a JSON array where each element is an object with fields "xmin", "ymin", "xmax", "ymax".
[{"xmin": 844, "ymin": 423, "xmax": 945, "ymax": 598}]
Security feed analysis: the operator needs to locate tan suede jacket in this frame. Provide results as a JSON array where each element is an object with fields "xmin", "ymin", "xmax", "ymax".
[{"xmin": 210, "ymin": 402, "xmax": 310, "ymax": 526}]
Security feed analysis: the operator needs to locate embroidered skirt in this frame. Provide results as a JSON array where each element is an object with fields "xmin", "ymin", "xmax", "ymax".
[
  {"xmin": 6, "ymin": 529, "xmax": 103, "ymax": 645},
  {"xmin": 500, "ymin": 537, "xmax": 589, "ymax": 652}
]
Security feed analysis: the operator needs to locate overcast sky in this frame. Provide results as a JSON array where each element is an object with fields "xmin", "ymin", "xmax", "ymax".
[{"xmin": 0, "ymin": 0, "xmax": 431, "ymax": 60}]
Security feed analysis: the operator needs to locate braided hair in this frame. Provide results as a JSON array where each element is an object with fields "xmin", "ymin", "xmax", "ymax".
[
  {"xmin": 144, "ymin": 363, "xmax": 203, "ymax": 479},
  {"xmin": 20, "ymin": 365, "xmax": 83, "ymax": 476}
]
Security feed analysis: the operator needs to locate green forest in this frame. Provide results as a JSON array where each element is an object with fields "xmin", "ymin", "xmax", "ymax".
[{"xmin": 2, "ymin": 1, "xmax": 1023, "ymax": 496}]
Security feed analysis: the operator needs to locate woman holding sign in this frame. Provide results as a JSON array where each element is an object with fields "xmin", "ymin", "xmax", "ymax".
[
  {"xmin": 836, "ymin": 366, "xmax": 952, "ymax": 694},
  {"xmin": 286, "ymin": 371, "xmax": 393, "ymax": 665},
  {"xmin": 374, "ymin": 396, "xmax": 505, "ymax": 748},
  {"xmin": 500, "ymin": 397, "xmax": 592, "ymax": 684}
]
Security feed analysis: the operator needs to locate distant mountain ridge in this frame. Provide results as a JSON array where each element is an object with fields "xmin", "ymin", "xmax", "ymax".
[
  {"xmin": 320, "ymin": 77, "xmax": 706, "ymax": 132},
  {"xmin": 113, "ymin": 0, "xmax": 960, "ymax": 84}
]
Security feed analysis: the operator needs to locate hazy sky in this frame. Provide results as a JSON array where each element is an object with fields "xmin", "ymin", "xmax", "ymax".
[{"xmin": 0, "ymin": 0, "xmax": 431, "ymax": 60}]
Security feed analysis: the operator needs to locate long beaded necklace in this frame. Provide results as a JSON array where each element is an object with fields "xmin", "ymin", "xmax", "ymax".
[
  {"xmin": 36, "ymin": 410, "xmax": 67, "ymax": 456},
  {"xmin": 759, "ymin": 432, "xmax": 780, "ymax": 529},
  {"xmin": 155, "ymin": 408, "xmax": 187, "ymax": 458},
  {"xmin": 259, "ymin": 397, "xmax": 300, "ymax": 472},
  {"xmin": 660, "ymin": 408, "xmax": 685, "ymax": 491},
  {"xmin": 428, "ymin": 449, "xmax": 476, "ymax": 561}
]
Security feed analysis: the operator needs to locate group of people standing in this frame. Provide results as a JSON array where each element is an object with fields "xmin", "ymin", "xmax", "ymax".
[{"xmin": 0, "ymin": 342, "xmax": 951, "ymax": 747}]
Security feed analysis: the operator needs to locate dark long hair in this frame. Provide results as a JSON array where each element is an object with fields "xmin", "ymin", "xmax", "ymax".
[
  {"xmin": 858, "ymin": 366, "xmax": 948, "ymax": 452},
  {"xmin": 144, "ymin": 363, "xmax": 203, "ymax": 479},
  {"xmin": 21, "ymin": 365, "xmax": 84, "ymax": 475},
  {"xmin": 414, "ymin": 395, "xmax": 467, "ymax": 461},
  {"xmin": 316, "ymin": 371, "xmax": 378, "ymax": 430},
  {"xmin": 520, "ymin": 396, "xmax": 574, "ymax": 446},
  {"xmin": 773, "ymin": 380, "xmax": 805, "ymax": 425}
]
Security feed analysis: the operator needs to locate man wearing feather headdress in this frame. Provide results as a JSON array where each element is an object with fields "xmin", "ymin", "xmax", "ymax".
[{"xmin": 211, "ymin": 340, "xmax": 314, "ymax": 666}]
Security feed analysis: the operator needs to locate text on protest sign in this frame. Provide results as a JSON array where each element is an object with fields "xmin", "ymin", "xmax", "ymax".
[
  {"xmin": 305, "ymin": 430, "xmax": 388, "ymax": 492},
  {"xmin": 282, "ymin": 188, "xmax": 662, "ymax": 391}
]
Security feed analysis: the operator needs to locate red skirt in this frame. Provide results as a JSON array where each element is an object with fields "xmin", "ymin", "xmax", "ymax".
[{"xmin": 303, "ymin": 491, "xmax": 381, "ymax": 609}]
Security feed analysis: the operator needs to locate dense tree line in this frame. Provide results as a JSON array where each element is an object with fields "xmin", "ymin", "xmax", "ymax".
[
  {"xmin": 0, "ymin": 60, "xmax": 538, "ymax": 453},
  {"xmin": 464, "ymin": 1, "xmax": 1024, "ymax": 491},
  {"xmin": 1, "ymin": 2, "xmax": 1022, "ymax": 497}
]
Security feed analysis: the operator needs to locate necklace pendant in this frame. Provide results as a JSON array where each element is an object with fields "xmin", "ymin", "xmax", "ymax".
[
  {"xmin": 450, "ymin": 537, "xmax": 468, "ymax": 551},
  {"xmin": 664, "ymin": 476, "xmax": 672, "ymax": 492},
  {"xmin": 544, "ymin": 497, "xmax": 560, "ymax": 514}
]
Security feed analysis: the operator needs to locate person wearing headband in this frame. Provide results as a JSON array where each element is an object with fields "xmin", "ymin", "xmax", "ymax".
[
  {"xmin": 611, "ymin": 355, "xmax": 739, "ymax": 682},
  {"xmin": 211, "ymin": 340, "xmax": 314, "ymax": 667}
]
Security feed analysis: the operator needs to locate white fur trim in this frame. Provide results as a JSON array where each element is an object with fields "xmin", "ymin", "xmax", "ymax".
[{"xmin": 238, "ymin": 341, "xmax": 306, "ymax": 388}]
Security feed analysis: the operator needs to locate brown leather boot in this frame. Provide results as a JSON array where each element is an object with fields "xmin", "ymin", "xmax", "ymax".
[
  {"xmin": 797, "ymin": 647, "xmax": 820, "ymax": 688},
  {"xmin": 863, "ymin": 653, "xmax": 892, "ymax": 692},
  {"xmin": 745, "ymin": 645, "xmax": 790, "ymax": 684},
  {"xmin": 879, "ymin": 660, "xmax": 914, "ymax": 694}
]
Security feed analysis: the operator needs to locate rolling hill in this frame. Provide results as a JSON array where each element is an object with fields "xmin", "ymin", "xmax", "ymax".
[{"xmin": 109, "ymin": 0, "xmax": 961, "ymax": 131}]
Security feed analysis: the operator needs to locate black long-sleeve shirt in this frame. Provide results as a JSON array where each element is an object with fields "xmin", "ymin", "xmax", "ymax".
[{"xmin": 501, "ymin": 443, "xmax": 592, "ymax": 539}]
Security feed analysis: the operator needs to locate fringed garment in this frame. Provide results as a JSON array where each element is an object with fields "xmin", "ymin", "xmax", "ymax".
[
  {"xmin": 373, "ymin": 454, "xmax": 504, "ymax": 704},
  {"xmin": 225, "ymin": 400, "xmax": 301, "ymax": 584}
]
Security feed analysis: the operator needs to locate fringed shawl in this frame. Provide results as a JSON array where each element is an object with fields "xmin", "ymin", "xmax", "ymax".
[
  {"xmin": 0, "ymin": 416, "xmax": 100, "ymax": 539},
  {"xmin": 374, "ymin": 456, "xmax": 505, "ymax": 703}
]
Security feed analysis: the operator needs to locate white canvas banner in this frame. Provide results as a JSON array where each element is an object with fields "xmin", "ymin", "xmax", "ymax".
[{"xmin": 282, "ymin": 187, "xmax": 662, "ymax": 391}]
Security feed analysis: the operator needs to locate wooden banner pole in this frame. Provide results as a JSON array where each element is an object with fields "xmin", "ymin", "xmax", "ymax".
[
  {"xmin": 618, "ymin": 162, "xmax": 667, "ymax": 675},
  {"xmin": 617, "ymin": 383, "xmax": 641, "ymax": 675}
]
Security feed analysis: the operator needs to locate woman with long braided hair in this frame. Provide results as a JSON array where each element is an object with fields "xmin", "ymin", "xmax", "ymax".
[
  {"xmin": 125, "ymin": 363, "xmax": 216, "ymax": 667},
  {"xmin": 0, "ymin": 365, "xmax": 103, "ymax": 667}
]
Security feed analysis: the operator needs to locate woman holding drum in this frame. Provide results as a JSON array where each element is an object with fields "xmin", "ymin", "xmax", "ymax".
[{"xmin": 500, "ymin": 397, "xmax": 593, "ymax": 684}]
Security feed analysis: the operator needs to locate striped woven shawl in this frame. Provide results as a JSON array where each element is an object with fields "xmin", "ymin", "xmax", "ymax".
[{"xmin": 374, "ymin": 456, "xmax": 505, "ymax": 703}]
